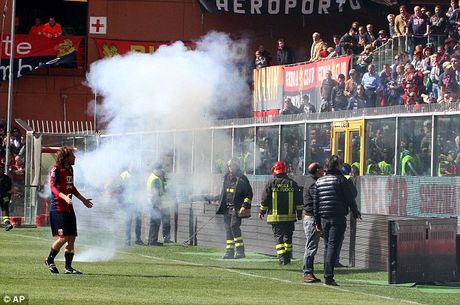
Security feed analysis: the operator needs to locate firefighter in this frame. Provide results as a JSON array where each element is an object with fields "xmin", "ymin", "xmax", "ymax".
[
  {"xmin": 259, "ymin": 161, "xmax": 303, "ymax": 265},
  {"xmin": 216, "ymin": 158, "xmax": 253, "ymax": 259},
  {"xmin": 146, "ymin": 163, "xmax": 165, "ymax": 246}
]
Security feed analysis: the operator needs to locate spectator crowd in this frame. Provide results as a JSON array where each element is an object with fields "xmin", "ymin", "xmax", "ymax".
[{"xmin": 255, "ymin": 2, "xmax": 460, "ymax": 114}]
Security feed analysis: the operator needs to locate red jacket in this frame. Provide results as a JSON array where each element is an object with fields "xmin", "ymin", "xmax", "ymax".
[
  {"xmin": 42, "ymin": 22, "xmax": 62, "ymax": 38},
  {"xmin": 29, "ymin": 24, "xmax": 43, "ymax": 36}
]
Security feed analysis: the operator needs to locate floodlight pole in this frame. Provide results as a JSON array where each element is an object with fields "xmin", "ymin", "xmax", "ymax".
[{"xmin": 5, "ymin": 0, "xmax": 16, "ymax": 174}]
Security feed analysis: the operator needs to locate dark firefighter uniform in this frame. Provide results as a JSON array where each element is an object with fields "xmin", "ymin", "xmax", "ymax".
[
  {"xmin": 146, "ymin": 165, "xmax": 165, "ymax": 246},
  {"xmin": 0, "ymin": 166, "xmax": 13, "ymax": 231},
  {"xmin": 216, "ymin": 158, "xmax": 253, "ymax": 259},
  {"xmin": 259, "ymin": 161, "xmax": 303, "ymax": 265}
]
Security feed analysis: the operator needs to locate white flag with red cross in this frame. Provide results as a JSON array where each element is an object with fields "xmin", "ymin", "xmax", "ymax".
[{"xmin": 89, "ymin": 17, "xmax": 107, "ymax": 35}]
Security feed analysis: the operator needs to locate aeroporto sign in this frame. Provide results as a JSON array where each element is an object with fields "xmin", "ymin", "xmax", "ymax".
[{"xmin": 198, "ymin": 0, "xmax": 362, "ymax": 15}]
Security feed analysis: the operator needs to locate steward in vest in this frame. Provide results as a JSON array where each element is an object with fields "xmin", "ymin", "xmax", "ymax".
[
  {"xmin": 160, "ymin": 172, "xmax": 172, "ymax": 243},
  {"xmin": 118, "ymin": 163, "xmax": 143, "ymax": 246},
  {"xmin": 378, "ymin": 160, "xmax": 392, "ymax": 175},
  {"xmin": 146, "ymin": 163, "xmax": 165, "ymax": 246},
  {"xmin": 259, "ymin": 161, "xmax": 303, "ymax": 265},
  {"xmin": 366, "ymin": 151, "xmax": 380, "ymax": 175},
  {"xmin": 351, "ymin": 162, "xmax": 360, "ymax": 176},
  {"xmin": 0, "ymin": 163, "xmax": 13, "ymax": 231},
  {"xmin": 400, "ymin": 149, "xmax": 419, "ymax": 176},
  {"xmin": 437, "ymin": 151, "xmax": 457, "ymax": 176},
  {"xmin": 217, "ymin": 158, "xmax": 253, "ymax": 259},
  {"xmin": 378, "ymin": 149, "xmax": 393, "ymax": 175}
]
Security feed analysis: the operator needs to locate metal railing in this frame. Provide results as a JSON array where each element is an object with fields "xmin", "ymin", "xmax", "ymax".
[
  {"xmin": 26, "ymin": 120, "xmax": 95, "ymax": 134},
  {"xmin": 212, "ymin": 102, "xmax": 460, "ymax": 127}
]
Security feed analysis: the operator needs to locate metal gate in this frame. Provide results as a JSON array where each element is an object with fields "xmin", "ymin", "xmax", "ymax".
[{"xmin": 388, "ymin": 217, "xmax": 457, "ymax": 284}]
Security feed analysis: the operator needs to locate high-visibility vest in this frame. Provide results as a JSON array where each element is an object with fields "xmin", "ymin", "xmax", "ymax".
[
  {"xmin": 120, "ymin": 170, "xmax": 130, "ymax": 180},
  {"xmin": 437, "ymin": 160, "xmax": 449, "ymax": 176},
  {"xmin": 146, "ymin": 173, "xmax": 164, "ymax": 195},
  {"xmin": 401, "ymin": 154, "xmax": 414, "ymax": 176},
  {"xmin": 351, "ymin": 162, "xmax": 360, "ymax": 175},
  {"xmin": 366, "ymin": 162, "xmax": 379, "ymax": 175},
  {"xmin": 378, "ymin": 161, "xmax": 391, "ymax": 175}
]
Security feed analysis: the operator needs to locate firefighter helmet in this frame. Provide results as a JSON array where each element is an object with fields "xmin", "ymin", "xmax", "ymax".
[{"xmin": 272, "ymin": 161, "xmax": 286, "ymax": 175}]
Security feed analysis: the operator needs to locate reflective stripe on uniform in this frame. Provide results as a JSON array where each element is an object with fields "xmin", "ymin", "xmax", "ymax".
[
  {"xmin": 226, "ymin": 239, "xmax": 235, "ymax": 249},
  {"xmin": 267, "ymin": 214, "xmax": 296, "ymax": 222},
  {"xmin": 288, "ymin": 191, "xmax": 293, "ymax": 216},
  {"xmin": 284, "ymin": 243, "xmax": 292, "ymax": 252},
  {"xmin": 234, "ymin": 236, "xmax": 244, "ymax": 248},
  {"xmin": 272, "ymin": 191, "xmax": 278, "ymax": 216},
  {"xmin": 276, "ymin": 243, "xmax": 285, "ymax": 255}
]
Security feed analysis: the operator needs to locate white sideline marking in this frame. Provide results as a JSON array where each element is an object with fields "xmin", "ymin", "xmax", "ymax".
[{"xmin": 12, "ymin": 233, "xmax": 425, "ymax": 305}]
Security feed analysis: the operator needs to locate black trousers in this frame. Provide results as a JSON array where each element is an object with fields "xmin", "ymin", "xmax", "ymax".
[
  {"xmin": 321, "ymin": 217, "xmax": 347, "ymax": 280},
  {"xmin": 1, "ymin": 200, "xmax": 10, "ymax": 222},
  {"xmin": 223, "ymin": 211, "xmax": 241, "ymax": 240},
  {"xmin": 148, "ymin": 206, "xmax": 161, "ymax": 244},
  {"xmin": 161, "ymin": 207, "xmax": 171, "ymax": 241},
  {"xmin": 271, "ymin": 222, "xmax": 294, "ymax": 257},
  {"xmin": 149, "ymin": 205, "xmax": 172, "ymax": 243}
]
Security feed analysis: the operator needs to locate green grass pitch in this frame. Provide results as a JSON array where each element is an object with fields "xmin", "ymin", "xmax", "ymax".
[{"xmin": 1, "ymin": 228, "xmax": 459, "ymax": 305}]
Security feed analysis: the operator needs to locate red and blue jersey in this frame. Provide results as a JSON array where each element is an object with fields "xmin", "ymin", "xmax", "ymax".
[{"xmin": 49, "ymin": 163, "xmax": 74, "ymax": 212}]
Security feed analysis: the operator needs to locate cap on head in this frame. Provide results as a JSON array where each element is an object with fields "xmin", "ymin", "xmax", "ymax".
[
  {"xmin": 227, "ymin": 158, "xmax": 240, "ymax": 169},
  {"xmin": 272, "ymin": 161, "xmax": 286, "ymax": 175},
  {"xmin": 152, "ymin": 162, "xmax": 163, "ymax": 170},
  {"xmin": 341, "ymin": 163, "xmax": 352, "ymax": 175}
]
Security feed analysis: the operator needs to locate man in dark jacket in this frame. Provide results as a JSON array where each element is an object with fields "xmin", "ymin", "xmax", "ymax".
[
  {"xmin": 313, "ymin": 155, "xmax": 361, "ymax": 286},
  {"xmin": 331, "ymin": 74, "xmax": 348, "ymax": 111},
  {"xmin": 259, "ymin": 161, "xmax": 303, "ymax": 265},
  {"xmin": 217, "ymin": 158, "xmax": 253, "ymax": 259},
  {"xmin": 276, "ymin": 38, "xmax": 295, "ymax": 65},
  {"xmin": 302, "ymin": 162, "xmax": 324, "ymax": 283}
]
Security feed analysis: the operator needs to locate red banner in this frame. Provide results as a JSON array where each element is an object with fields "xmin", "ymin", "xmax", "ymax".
[
  {"xmin": 252, "ymin": 56, "xmax": 351, "ymax": 116},
  {"xmin": 94, "ymin": 38, "xmax": 195, "ymax": 58},
  {"xmin": 0, "ymin": 34, "xmax": 83, "ymax": 80},
  {"xmin": 283, "ymin": 56, "xmax": 351, "ymax": 93},
  {"xmin": 0, "ymin": 34, "xmax": 83, "ymax": 59}
]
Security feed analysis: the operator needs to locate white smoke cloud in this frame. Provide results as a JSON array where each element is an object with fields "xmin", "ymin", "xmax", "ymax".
[{"xmin": 72, "ymin": 32, "xmax": 250, "ymax": 261}]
